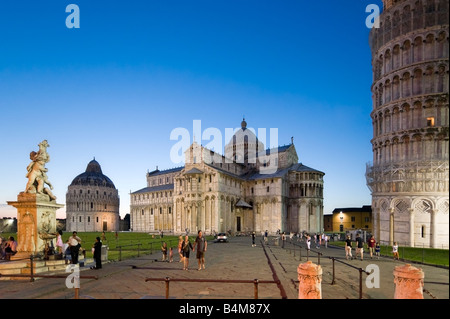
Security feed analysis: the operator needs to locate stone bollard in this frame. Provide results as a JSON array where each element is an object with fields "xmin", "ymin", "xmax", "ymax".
[
  {"xmin": 297, "ymin": 260, "xmax": 322, "ymax": 299},
  {"xmin": 393, "ymin": 264, "xmax": 424, "ymax": 299}
]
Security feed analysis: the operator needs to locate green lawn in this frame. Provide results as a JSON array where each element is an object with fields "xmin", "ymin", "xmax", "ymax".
[
  {"xmin": 1, "ymin": 231, "xmax": 213, "ymax": 261},
  {"xmin": 328, "ymin": 241, "xmax": 449, "ymax": 267}
]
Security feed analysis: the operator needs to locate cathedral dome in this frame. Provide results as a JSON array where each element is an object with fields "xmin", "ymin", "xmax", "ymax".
[{"xmin": 70, "ymin": 159, "xmax": 116, "ymax": 188}]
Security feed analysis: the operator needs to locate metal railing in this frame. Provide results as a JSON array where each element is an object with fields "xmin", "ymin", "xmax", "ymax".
[
  {"xmin": 144, "ymin": 276, "xmax": 279, "ymax": 299},
  {"xmin": 0, "ymin": 254, "xmax": 98, "ymax": 299},
  {"xmin": 329, "ymin": 257, "xmax": 370, "ymax": 299}
]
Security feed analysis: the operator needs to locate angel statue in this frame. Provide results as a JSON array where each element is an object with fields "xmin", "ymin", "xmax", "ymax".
[{"xmin": 24, "ymin": 140, "xmax": 56, "ymax": 201}]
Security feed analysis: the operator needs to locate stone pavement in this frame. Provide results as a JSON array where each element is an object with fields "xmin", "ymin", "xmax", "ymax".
[{"xmin": 0, "ymin": 236, "xmax": 448, "ymax": 300}]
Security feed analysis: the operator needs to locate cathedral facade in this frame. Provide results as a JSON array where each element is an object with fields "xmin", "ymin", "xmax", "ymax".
[
  {"xmin": 66, "ymin": 159, "xmax": 120, "ymax": 232},
  {"xmin": 366, "ymin": 0, "xmax": 449, "ymax": 248},
  {"xmin": 130, "ymin": 120, "xmax": 324, "ymax": 235}
]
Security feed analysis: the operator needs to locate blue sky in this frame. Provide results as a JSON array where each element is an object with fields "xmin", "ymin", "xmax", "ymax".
[{"xmin": 0, "ymin": 0, "xmax": 383, "ymax": 219}]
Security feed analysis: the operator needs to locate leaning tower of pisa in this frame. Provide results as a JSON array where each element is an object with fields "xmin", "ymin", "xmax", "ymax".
[{"xmin": 366, "ymin": 0, "xmax": 449, "ymax": 248}]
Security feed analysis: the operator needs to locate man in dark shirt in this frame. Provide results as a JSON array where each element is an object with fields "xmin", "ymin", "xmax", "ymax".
[
  {"xmin": 355, "ymin": 233, "xmax": 364, "ymax": 261},
  {"xmin": 193, "ymin": 230, "xmax": 207, "ymax": 271}
]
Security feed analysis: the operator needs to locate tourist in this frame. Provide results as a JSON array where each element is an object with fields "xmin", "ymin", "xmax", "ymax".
[
  {"xmin": 90, "ymin": 237, "xmax": 102, "ymax": 270},
  {"xmin": 54, "ymin": 230, "xmax": 64, "ymax": 255},
  {"xmin": 0, "ymin": 237, "xmax": 7, "ymax": 259},
  {"xmin": 368, "ymin": 235, "xmax": 376, "ymax": 259},
  {"xmin": 4, "ymin": 236, "xmax": 18, "ymax": 260},
  {"xmin": 345, "ymin": 235, "xmax": 353, "ymax": 260},
  {"xmin": 264, "ymin": 230, "xmax": 268, "ymax": 244},
  {"xmin": 355, "ymin": 233, "xmax": 364, "ymax": 261},
  {"xmin": 375, "ymin": 242, "xmax": 381, "ymax": 259},
  {"xmin": 193, "ymin": 230, "xmax": 207, "ymax": 271},
  {"xmin": 169, "ymin": 247, "xmax": 174, "ymax": 263},
  {"xmin": 181, "ymin": 235, "xmax": 193, "ymax": 270},
  {"xmin": 324, "ymin": 234, "xmax": 328, "ymax": 248},
  {"xmin": 178, "ymin": 235, "xmax": 184, "ymax": 262},
  {"xmin": 68, "ymin": 231, "xmax": 82, "ymax": 264},
  {"xmin": 306, "ymin": 234, "xmax": 311, "ymax": 250},
  {"xmin": 251, "ymin": 231, "xmax": 256, "ymax": 247},
  {"xmin": 392, "ymin": 242, "xmax": 400, "ymax": 260},
  {"xmin": 64, "ymin": 240, "xmax": 71, "ymax": 264},
  {"xmin": 161, "ymin": 241, "xmax": 168, "ymax": 262},
  {"xmin": 281, "ymin": 232, "xmax": 286, "ymax": 248},
  {"xmin": 101, "ymin": 231, "xmax": 107, "ymax": 243}
]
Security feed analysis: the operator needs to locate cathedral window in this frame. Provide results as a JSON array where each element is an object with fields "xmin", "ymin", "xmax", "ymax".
[
  {"xmin": 88, "ymin": 216, "xmax": 90, "ymax": 223},
  {"xmin": 169, "ymin": 207, "xmax": 172, "ymax": 214},
  {"xmin": 267, "ymin": 186, "xmax": 270, "ymax": 193},
  {"xmin": 91, "ymin": 202, "xmax": 93, "ymax": 209},
  {"xmin": 251, "ymin": 187, "xmax": 254, "ymax": 194},
  {"xmin": 96, "ymin": 217, "xmax": 99, "ymax": 223},
  {"xmin": 160, "ymin": 208, "xmax": 162, "ymax": 214},
  {"xmin": 79, "ymin": 216, "xmax": 82, "ymax": 222},
  {"xmin": 427, "ymin": 117, "xmax": 435, "ymax": 127},
  {"xmin": 151, "ymin": 208, "xmax": 153, "ymax": 215}
]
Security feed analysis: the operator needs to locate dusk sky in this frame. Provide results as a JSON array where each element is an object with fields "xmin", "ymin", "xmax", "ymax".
[{"xmin": 0, "ymin": 0, "xmax": 383, "ymax": 219}]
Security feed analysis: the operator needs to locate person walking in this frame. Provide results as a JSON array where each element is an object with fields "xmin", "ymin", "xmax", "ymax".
[
  {"xmin": 345, "ymin": 235, "xmax": 353, "ymax": 260},
  {"xmin": 161, "ymin": 242, "xmax": 168, "ymax": 262},
  {"xmin": 392, "ymin": 242, "xmax": 400, "ymax": 260},
  {"xmin": 306, "ymin": 234, "xmax": 311, "ymax": 251},
  {"xmin": 68, "ymin": 231, "xmax": 82, "ymax": 264},
  {"xmin": 178, "ymin": 235, "xmax": 184, "ymax": 262},
  {"xmin": 181, "ymin": 235, "xmax": 193, "ymax": 270},
  {"xmin": 251, "ymin": 232, "xmax": 256, "ymax": 247},
  {"xmin": 90, "ymin": 237, "xmax": 102, "ymax": 270},
  {"xmin": 375, "ymin": 242, "xmax": 381, "ymax": 259},
  {"xmin": 193, "ymin": 230, "xmax": 207, "ymax": 271},
  {"xmin": 264, "ymin": 230, "xmax": 268, "ymax": 245},
  {"xmin": 355, "ymin": 233, "xmax": 364, "ymax": 261},
  {"xmin": 368, "ymin": 235, "xmax": 376, "ymax": 259},
  {"xmin": 281, "ymin": 232, "xmax": 286, "ymax": 248}
]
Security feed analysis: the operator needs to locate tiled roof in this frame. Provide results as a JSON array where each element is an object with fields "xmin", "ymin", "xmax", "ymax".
[
  {"xmin": 185, "ymin": 167, "xmax": 204, "ymax": 174},
  {"xmin": 147, "ymin": 167, "xmax": 184, "ymax": 177},
  {"xmin": 131, "ymin": 184, "xmax": 174, "ymax": 194}
]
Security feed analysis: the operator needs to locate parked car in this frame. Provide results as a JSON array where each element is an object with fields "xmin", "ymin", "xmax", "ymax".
[{"xmin": 216, "ymin": 232, "xmax": 228, "ymax": 243}]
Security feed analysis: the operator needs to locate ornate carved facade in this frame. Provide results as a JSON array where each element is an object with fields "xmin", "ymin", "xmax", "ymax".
[
  {"xmin": 130, "ymin": 120, "xmax": 324, "ymax": 235},
  {"xmin": 66, "ymin": 159, "xmax": 120, "ymax": 232},
  {"xmin": 366, "ymin": 0, "xmax": 449, "ymax": 248}
]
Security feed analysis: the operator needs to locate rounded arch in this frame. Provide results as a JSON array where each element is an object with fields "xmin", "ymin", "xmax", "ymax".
[
  {"xmin": 391, "ymin": 197, "xmax": 412, "ymax": 214},
  {"xmin": 412, "ymin": 197, "xmax": 434, "ymax": 214}
]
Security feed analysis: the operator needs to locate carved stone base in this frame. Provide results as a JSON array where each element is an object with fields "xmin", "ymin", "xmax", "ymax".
[
  {"xmin": 393, "ymin": 264, "xmax": 424, "ymax": 299},
  {"xmin": 7, "ymin": 193, "xmax": 64, "ymax": 256},
  {"xmin": 297, "ymin": 261, "xmax": 322, "ymax": 299}
]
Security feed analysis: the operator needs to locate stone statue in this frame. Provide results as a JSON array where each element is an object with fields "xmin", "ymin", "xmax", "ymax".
[{"xmin": 24, "ymin": 140, "xmax": 56, "ymax": 201}]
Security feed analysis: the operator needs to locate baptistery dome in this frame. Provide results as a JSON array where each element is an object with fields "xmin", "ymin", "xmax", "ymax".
[
  {"xmin": 66, "ymin": 159, "xmax": 120, "ymax": 232},
  {"xmin": 70, "ymin": 159, "xmax": 116, "ymax": 189}
]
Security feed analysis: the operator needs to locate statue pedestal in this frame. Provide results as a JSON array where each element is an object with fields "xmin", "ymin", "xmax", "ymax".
[{"xmin": 7, "ymin": 192, "xmax": 64, "ymax": 259}]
